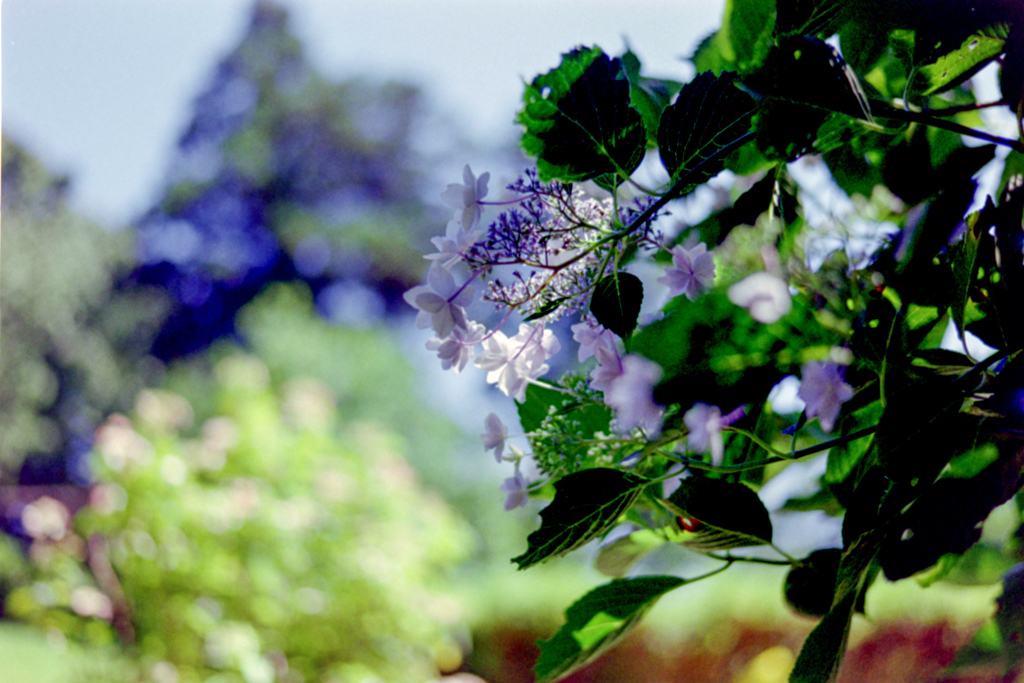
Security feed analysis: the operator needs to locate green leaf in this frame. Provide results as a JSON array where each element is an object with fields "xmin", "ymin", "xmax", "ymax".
[
  {"xmin": 919, "ymin": 27, "xmax": 1007, "ymax": 95},
  {"xmin": 776, "ymin": 0, "xmax": 846, "ymax": 38},
  {"xmin": 519, "ymin": 47, "xmax": 647, "ymax": 187},
  {"xmin": 620, "ymin": 48, "xmax": 683, "ymax": 148},
  {"xmin": 513, "ymin": 468, "xmax": 649, "ymax": 569},
  {"xmin": 590, "ymin": 273, "xmax": 644, "ymax": 340},
  {"xmin": 725, "ymin": 0, "xmax": 777, "ymax": 73},
  {"xmin": 824, "ymin": 400, "xmax": 881, "ymax": 487},
  {"xmin": 746, "ymin": 35, "xmax": 872, "ymax": 122},
  {"xmin": 789, "ymin": 534, "xmax": 881, "ymax": 683},
  {"xmin": 517, "ymin": 384, "xmax": 572, "ymax": 434},
  {"xmin": 656, "ymin": 71, "xmax": 757, "ymax": 189},
  {"xmin": 594, "ymin": 528, "xmax": 666, "ymax": 578},
  {"xmin": 691, "ymin": 30, "xmax": 733, "ymax": 75},
  {"xmin": 880, "ymin": 433, "xmax": 1024, "ymax": 581},
  {"xmin": 664, "ymin": 476, "xmax": 773, "ymax": 551},
  {"xmin": 535, "ymin": 576, "xmax": 686, "ymax": 683},
  {"xmin": 789, "ymin": 587, "xmax": 858, "ymax": 682}
]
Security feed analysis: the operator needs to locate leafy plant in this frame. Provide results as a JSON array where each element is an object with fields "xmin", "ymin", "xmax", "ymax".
[{"xmin": 406, "ymin": 0, "xmax": 1024, "ymax": 680}]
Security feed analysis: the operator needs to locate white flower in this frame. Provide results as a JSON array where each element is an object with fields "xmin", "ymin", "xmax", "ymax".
[
  {"xmin": 403, "ymin": 262, "xmax": 474, "ymax": 338},
  {"xmin": 482, "ymin": 413, "xmax": 509, "ymax": 463},
  {"xmin": 798, "ymin": 361, "xmax": 854, "ymax": 433},
  {"xmin": 440, "ymin": 164, "xmax": 490, "ymax": 230},
  {"xmin": 605, "ymin": 355, "xmax": 663, "ymax": 435},
  {"xmin": 501, "ymin": 471, "xmax": 529, "ymax": 511},
  {"xmin": 727, "ymin": 271, "xmax": 792, "ymax": 324},
  {"xmin": 474, "ymin": 323, "xmax": 561, "ymax": 402},
  {"xmin": 658, "ymin": 243, "xmax": 716, "ymax": 301},
  {"xmin": 426, "ymin": 320, "xmax": 486, "ymax": 373},
  {"xmin": 425, "ymin": 218, "xmax": 483, "ymax": 268},
  {"xmin": 684, "ymin": 403, "xmax": 724, "ymax": 466},
  {"xmin": 571, "ymin": 319, "xmax": 617, "ymax": 363}
]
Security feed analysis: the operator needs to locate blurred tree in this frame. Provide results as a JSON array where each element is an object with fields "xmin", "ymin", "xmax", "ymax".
[
  {"xmin": 0, "ymin": 140, "xmax": 164, "ymax": 485},
  {"xmin": 123, "ymin": 0, "xmax": 441, "ymax": 361}
]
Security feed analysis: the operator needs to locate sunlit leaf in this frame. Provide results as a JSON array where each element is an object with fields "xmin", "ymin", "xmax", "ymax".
[
  {"xmin": 594, "ymin": 528, "xmax": 666, "ymax": 578},
  {"xmin": 920, "ymin": 27, "xmax": 1007, "ymax": 95},
  {"xmin": 535, "ymin": 576, "xmax": 687, "ymax": 683}
]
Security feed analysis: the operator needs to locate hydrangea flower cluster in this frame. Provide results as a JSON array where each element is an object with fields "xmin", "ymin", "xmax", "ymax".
[{"xmin": 407, "ymin": 165, "xmax": 856, "ymax": 508}]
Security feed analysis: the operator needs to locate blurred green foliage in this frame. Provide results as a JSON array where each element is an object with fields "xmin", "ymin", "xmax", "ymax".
[{"xmin": 6, "ymin": 350, "xmax": 474, "ymax": 683}]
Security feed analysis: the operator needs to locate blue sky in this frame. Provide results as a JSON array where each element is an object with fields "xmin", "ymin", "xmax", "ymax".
[{"xmin": 3, "ymin": 0, "xmax": 723, "ymax": 225}]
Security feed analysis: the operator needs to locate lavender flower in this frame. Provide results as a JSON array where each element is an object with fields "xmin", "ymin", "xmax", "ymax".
[
  {"xmin": 604, "ymin": 355, "xmax": 663, "ymax": 435},
  {"xmin": 798, "ymin": 361, "xmax": 854, "ymax": 433},
  {"xmin": 658, "ymin": 242, "xmax": 716, "ymax": 301}
]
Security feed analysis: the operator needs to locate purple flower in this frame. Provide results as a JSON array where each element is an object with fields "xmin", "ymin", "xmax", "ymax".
[
  {"xmin": 604, "ymin": 355, "xmax": 663, "ymax": 435},
  {"xmin": 403, "ymin": 262, "xmax": 474, "ymax": 338},
  {"xmin": 501, "ymin": 471, "xmax": 529, "ymax": 510},
  {"xmin": 426, "ymin": 320, "xmax": 485, "ymax": 373},
  {"xmin": 482, "ymin": 413, "xmax": 509, "ymax": 463},
  {"xmin": 684, "ymin": 403, "xmax": 725, "ymax": 466},
  {"xmin": 571, "ymin": 319, "xmax": 617, "ymax": 363},
  {"xmin": 798, "ymin": 361, "xmax": 854, "ymax": 433},
  {"xmin": 589, "ymin": 342, "xmax": 623, "ymax": 393},
  {"xmin": 658, "ymin": 243, "xmax": 716, "ymax": 301}
]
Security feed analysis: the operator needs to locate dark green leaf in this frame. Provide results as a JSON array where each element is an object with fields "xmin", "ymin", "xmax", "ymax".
[
  {"xmin": 880, "ymin": 432, "xmax": 1024, "ymax": 581},
  {"xmin": 513, "ymin": 468, "xmax": 649, "ymax": 569},
  {"xmin": 656, "ymin": 72, "xmax": 757, "ymax": 189},
  {"xmin": 875, "ymin": 370, "xmax": 975, "ymax": 484},
  {"xmin": 751, "ymin": 35, "xmax": 871, "ymax": 119},
  {"xmin": 524, "ymin": 297, "xmax": 569, "ymax": 322},
  {"xmin": 519, "ymin": 47, "xmax": 646, "ymax": 187},
  {"xmin": 590, "ymin": 273, "xmax": 644, "ymax": 340},
  {"xmin": 664, "ymin": 476, "xmax": 772, "ymax": 550},
  {"xmin": 535, "ymin": 576, "xmax": 686, "ymax": 683},
  {"xmin": 785, "ymin": 548, "xmax": 842, "ymax": 618}
]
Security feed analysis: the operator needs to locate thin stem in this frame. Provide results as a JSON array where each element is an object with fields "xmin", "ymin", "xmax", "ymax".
[
  {"xmin": 873, "ymin": 102, "xmax": 1024, "ymax": 152},
  {"xmin": 722, "ymin": 427, "xmax": 786, "ymax": 457},
  {"xmin": 890, "ymin": 98, "xmax": 1008, "ymax": 117},
  {"xmin": 670, "ymin": 425, "xmax": 878, "ymax": 474},
  {"xmin": 769, "ymin": 542, "xmax": 798, "ymax": 563},
  {"xmin": 706, "ymin": 552, "xmax": 795, "ymax": 566}
]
